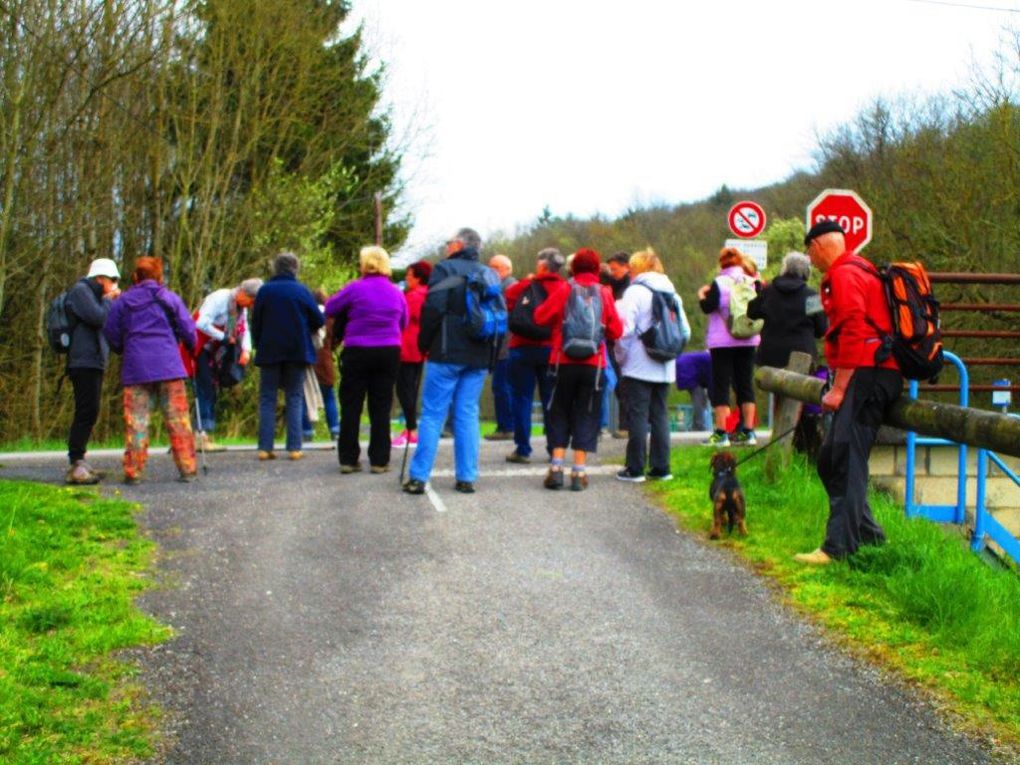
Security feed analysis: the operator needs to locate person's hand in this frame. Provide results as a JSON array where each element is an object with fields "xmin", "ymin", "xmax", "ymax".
[
  {"xmin": 822, "ymin": 368, "xmax": 854, "ymax": 413},
  {"xmin": 104, "ymin": 287, "xmax": 120, "ymax": 300},
  {"xmin": 697, "ymin": 285, "xmax": 709, "ymax": 300},
  {"xmin": 228, "ymin": 335, "xmax": 236, "ymax": 344},
  {"xmin": 239, "ymin": 350, "xmax": 250, "ymax": 366}
]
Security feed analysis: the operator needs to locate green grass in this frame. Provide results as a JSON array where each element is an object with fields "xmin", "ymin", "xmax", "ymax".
[
  {"xmin": 650, "ymin": 448, "xmax": 1020, "ymax": 749},
  {"xmin": 0, "ymin": 480, "xmax": 170, "ymax": 763}
]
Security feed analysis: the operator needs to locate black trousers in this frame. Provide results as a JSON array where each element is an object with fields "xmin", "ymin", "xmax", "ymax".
[
  {"xmin": 817, "ymin": 367, "xmax": 902, "ymax": 558},
  {"xmin": 547, "ymin": 364, "xmax": 602, "ymax": 453},
  {"xmin": 708, "ymin": 346, "xmax": 756, "ymax": 408},
  {"xmin": 68, "ymin": 368, "xmax": 104, "ymax": 463},
  {"xmin": 395, "ymin": 361, "xmax": 423, "ymax": 431},
  {"xmin": 338, "ymin": 345, "xmax": 400, "ymax": 468},
  {"xmin": 623, "ymin": 378, "xmax": 671, "ymax": 475}
]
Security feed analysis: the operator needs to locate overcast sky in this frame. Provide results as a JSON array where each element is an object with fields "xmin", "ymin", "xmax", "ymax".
[{"xmin": 343, "ymin": 0, "xmax": 1017, "ymax": 260}]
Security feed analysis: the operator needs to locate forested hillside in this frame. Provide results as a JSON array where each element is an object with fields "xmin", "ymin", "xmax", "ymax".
[{"xmin": 0, "ymin": 0, "xmax": 406, "ymax": 442}]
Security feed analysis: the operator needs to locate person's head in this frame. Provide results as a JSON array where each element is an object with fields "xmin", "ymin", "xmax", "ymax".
[
  {"xmin": 740, "ymin": 256, "xmax": 759, "ymax": 278},
  {"xmin": 86, "ymin": 257, "xmax": 120, "ymax": 294},
  {"xmin": 803, "ymin": 220, "xmax": 846, "ymax": 273},
  {"xmin": 779, "ymin": 252, "xmax": 811, "ymax": 281},
  {"xmin": 628, "ymin": 248, "xmax": 664, "ymax": 276},
  {"xmin": 570, "ymin": 247, "xmax": 601, "ymax": 277},
  {"xmin": 312, "ymin": 288, "xmax": 328, "ymax": 306},
  {"xmin": 131, "ymin": 256, "xmax": 164, "ymax": 285},
  {"xmin": 406, "ymin": 260, "xmax": 433, "ymax": 288},
  {"xmin": 273, "ymin": 251, "xmax": 300, "ymax": 277},
  {"xmin": 607, "ymin": 251, "xmax": 630, "ymax": 281},
  {"xmin": 489, "ymin": 254, "xmax": 512, "ymax": 280},
  {"xmin": 718, "ymin": 246, "xmax": 744, "ymax": 270},
  {"xmin": 446, "ymin": 227, "xmax": 482, "ymax": 257},
  {"xmin": 359, "ymin": 245, "xmax": 392, "ymax": 277},
  {"xmin": 535, "ymin": 247, "xmax": 565, "ymax": 275},
  {"xmin": 236, "ymin": 277, "xmax": 263, "ymax": 309}
]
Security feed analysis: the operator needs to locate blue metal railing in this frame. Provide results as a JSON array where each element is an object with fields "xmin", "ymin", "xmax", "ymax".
[
  {"xmin": 973, "ymin": 434, "xmax": 1020, "ymax": 562},
  {"xmin": 904, "ymin": 351, "xmax": 968, "ymax": 523}
]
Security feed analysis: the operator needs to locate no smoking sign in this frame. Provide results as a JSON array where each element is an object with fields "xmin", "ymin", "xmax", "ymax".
[{"xmin": 727, "ymin": 201, "xmax": 766, "ymax": 239}]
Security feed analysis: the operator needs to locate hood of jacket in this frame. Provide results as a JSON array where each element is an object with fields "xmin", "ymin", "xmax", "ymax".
[{"xmin": 772, "ymin": 273, "xmax": 808, "ymax": 294}]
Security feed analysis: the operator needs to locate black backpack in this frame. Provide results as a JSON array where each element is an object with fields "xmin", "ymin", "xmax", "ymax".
[
  {"xmin": 45, "ymin": 291, "xmax": 74, "ymax": 353},
  {"xmin": 636, "ymin": 284, "xmax": 688, "ymax": 361},
  {"xmin": 508, "ymin": 280, "xmax": 551, "ymax": 341}
]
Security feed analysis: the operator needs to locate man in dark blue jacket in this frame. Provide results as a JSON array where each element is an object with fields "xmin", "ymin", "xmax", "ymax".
[
  {"xmin": 403, "ymin": 227, "xmax": 504, "ymax": 495},
  {"xmin": 65, "ymin": 257, "xmax": 121, "ymax": 484},
  {"xmin": 252, "ymin": 252, "xmax": 323, "ymax": 461}
]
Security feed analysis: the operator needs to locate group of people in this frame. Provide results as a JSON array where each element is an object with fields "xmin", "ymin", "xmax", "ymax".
[{"xmin": 62, "ymin": 218, "xmax": 901, "ymax": 566}]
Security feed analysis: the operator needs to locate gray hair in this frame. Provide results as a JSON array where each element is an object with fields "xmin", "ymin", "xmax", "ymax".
[
  {"xmin": 238, "ymin": 278, "xmax": 263, "ymax": 297},
  {"xmin": 536, "ymin": 247, "xmax": 565, "ymax": 274},
  {"xmin": 453, "ymin": 227, "xmax": 482, "ymax": 251},
  {"xmin": 273, "ymin": 251, "xmax": 300, "ymax": 276},
  {"xmin": 780, "ymin": 252, "xmax": 811, "ymax": 280}
]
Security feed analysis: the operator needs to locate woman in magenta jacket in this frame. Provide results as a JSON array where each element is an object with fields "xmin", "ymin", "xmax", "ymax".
[{"xmin": 392, "ymin": 260, "xmax": 432, "ymax": 447}]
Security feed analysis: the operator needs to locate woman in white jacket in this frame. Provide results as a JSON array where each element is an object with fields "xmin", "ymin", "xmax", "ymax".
[{"xmin": 614, "ymin": 248, "xmax": 690, "ymax": 482}]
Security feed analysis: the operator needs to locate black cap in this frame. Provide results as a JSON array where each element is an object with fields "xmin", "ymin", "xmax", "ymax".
[{"xmin": 804, "ymin": 219, "xmax": 845, "ymax": 247}]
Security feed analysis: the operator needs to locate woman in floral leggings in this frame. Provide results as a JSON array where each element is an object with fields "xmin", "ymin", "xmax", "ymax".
[{"xmin": 103, "ymin": 257, "xmax": 199, "ymax": 483}]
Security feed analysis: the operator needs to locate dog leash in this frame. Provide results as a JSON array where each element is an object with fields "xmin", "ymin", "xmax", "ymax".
[{"xmin": 731, "ymin": 424, "xmax": 800, "ymax": 469}]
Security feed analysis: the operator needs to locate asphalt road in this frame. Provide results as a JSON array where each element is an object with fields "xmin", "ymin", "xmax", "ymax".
[{"xmin": 0, "ymin": 439, "xmax": 996, "ymax": 764}]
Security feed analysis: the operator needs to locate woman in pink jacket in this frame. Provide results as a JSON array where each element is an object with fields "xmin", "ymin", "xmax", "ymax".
[{"xmin": 392, "ymin": 260, "xmax": 432, "ymax": 447}]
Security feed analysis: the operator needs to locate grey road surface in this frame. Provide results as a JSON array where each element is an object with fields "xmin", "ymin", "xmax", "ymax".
[{"xmin": 0, "ymin": 441, "xmax": 994, "ymax": 764}]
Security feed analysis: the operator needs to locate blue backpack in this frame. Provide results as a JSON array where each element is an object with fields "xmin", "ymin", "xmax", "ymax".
[{"xmin": 463, "ymin": 267, "xmax": 508, "ymax": 343}]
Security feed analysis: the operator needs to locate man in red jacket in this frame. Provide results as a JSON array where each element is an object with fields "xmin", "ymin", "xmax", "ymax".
[{"xmin": 795, "ymin": 220, "xmax": 903, "ymax": 565}]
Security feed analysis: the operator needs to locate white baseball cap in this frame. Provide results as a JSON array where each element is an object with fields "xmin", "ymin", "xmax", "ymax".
[{"xmin": 86, "ymin": 258, "xmax": 120, "ymax": 280}]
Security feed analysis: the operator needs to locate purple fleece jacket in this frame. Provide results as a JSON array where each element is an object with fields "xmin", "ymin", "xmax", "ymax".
[
  {"xmin": 103, "ymin": 280, "xmax": 196, "ymax": 385},
  {"xmin": 324, "ymin": 274, "xmax": 408, "ymax": 347}
]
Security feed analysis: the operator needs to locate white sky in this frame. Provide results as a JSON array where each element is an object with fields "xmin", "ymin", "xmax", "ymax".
[{"xmin": 343, "ymin": 0, "xmax": 1018, "ymax": 262}]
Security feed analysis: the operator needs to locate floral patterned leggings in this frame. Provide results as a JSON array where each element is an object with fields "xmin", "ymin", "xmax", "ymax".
[{"xmin": 123, "ymin": 379, "xmax": 196, "ymax": 479}]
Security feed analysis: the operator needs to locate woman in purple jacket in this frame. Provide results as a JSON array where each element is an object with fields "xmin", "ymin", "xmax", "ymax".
[
  {"xmin": 325, "ymin": 246, "xmax": 408, "ymax": 474},
  {"xmin": 103, "ymin": 257, "xmax": 198, "ymax": 483}
]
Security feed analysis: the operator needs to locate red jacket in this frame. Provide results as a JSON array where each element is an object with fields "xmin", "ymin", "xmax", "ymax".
[
  {"xmin": 821, "ymin": 252, "xmax": 899, "ymax": 371},
  {"xmin": 533, "ymin": 272, "xmax": 622, "ymax": 367},
  {"xmin": 399, "ymin": 285, "xmax": 428, "ymax": 363},
  {"xmin": 504, "ymin": 272, "xmax": 564, "ymax": 349}
]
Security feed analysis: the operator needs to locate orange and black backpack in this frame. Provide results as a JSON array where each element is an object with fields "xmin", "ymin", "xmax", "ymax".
[{"xmin": 856, "ymin": 261, "xmax": 944, "ymax": 381}]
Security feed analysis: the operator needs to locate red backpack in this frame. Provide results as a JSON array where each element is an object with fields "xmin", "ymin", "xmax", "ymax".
[{"xmin": 858, "ymin": 261, "xmax": 944, "ymax": 382}]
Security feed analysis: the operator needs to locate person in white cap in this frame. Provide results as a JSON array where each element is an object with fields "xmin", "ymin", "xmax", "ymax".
[{"xmin": 64, "ymin": 257, "xmax": 121, "ymax": 484}]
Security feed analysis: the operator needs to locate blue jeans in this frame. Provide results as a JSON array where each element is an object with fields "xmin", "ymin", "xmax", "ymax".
[
  {"xmin": 409, "ymin": 361, "xmax": 487, "ymax": 483},
  {"xmin": 258, "ymin": 362, "xmax": 305, "ymax": 452},
  {"xmin": 194, "ymin": 346, "xmax": 217, "ymax": 432},
  {"xmin": 491, "ymin": 357, "xmax": 513, "ymax": 432},
  {"xmin": 302, "ymin": 383, "xmax": 340, "ymax": 437},
  {"xmin": 507, "ymin": 346, "xmax": 554, "ymax": 458}
]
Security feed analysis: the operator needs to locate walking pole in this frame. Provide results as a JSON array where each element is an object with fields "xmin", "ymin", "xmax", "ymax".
[
  {"xmin": 191, "ymin": 378, "xmax": 209, "ymax": 475},
  {"xmin": 399, "ymin": 364, "xmax": 423, "ymax": 485}
]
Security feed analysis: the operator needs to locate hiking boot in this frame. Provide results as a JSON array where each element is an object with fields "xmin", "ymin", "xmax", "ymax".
[
  {"xmin": 65, "ymin": 460, "xmax": 100, "ymax": 485},
  {"xmin": 288, "ymin": 451, "xmax": 304, "ymax": 461},
  {"xmin": 543, "ymin": 467, "xmax": 564, "ymax": 490},
  {"xmin": 454, "ymin": 480, "xmax": 475, "ymax": 494},
  {"xmin": 730, "ymin": 429, "xmax": 757, "ymax": 446},
  {"xmin": 339, "ymin": 463, "xmax": 362, "ymax": 474},
  {"xmin": 177, "ymin": 472, "xmax": 197, "ymax": 483},
  {"xmin": 257, "ymin": 450, "xmax": 276, "ymax": 461},
  {"xmin": 794, "ymin": 548, "xmax": 833, "ymax": 566},
  {"xmin": 123, "ymin": 473, "xmax": 142, "ymax": 486},
  {"xmin": 505, "ymin": 450, "xmax": 531, "ymax": 464},
  {"xmin": 647, "ymin": 469, "xmax": 673, "ymax": 481},
  {"xmin": 391, "ymin": 430, "xmax": 416, "ymax": 447},
  {"xmin": 484, "ymin": 430, "xmax": 513, "ymax": 441},
  {"xmin": 611, "ymin": 429, "xmax": 629, "ymax": 440},
  {"xmin": 370, "ymin": 465, "xmax": 390, "ymax": 474},
  {"xmin": 402, "ymin": 479, "xmax": 425, "ymax": 495},
  {"xmin": 79, "ymin": 461, "xmax": 107, "ymax": 480},
  {"xmin": 196, "ymin": 432, "xmax": 226, "ymax": 452},
  {"xmin": 570, "ymin": 471, "xmax": 589, "ymax": 491},
  {"xmin": 702, "ymin": 431, "xmax": 730, "ymax": 447},
  {"xmin": 616, "ymin": 468, "xmax": 646, "ymax": 483}
]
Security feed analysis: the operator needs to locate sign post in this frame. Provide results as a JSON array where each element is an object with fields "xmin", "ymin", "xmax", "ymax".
[{"xmin": 805, "ymin": 189, "xmax": 872, "ymax": 253}]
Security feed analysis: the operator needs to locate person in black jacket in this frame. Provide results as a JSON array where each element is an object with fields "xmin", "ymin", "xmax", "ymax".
[
  {"xmin": 403, "ymin": 227, "xmax": 504, "ymax": 495},
  {"xmin": 746, "ymin": 251, "xmax": 827, "ymax": 369},
  {"xmin": 65, "ymin": 257, "xmax": 122, "ymax": 484}
]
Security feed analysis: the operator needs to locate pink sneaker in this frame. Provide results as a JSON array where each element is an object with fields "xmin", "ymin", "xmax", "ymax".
[{"xmin": 392, "ymin": 431, "xmax": 409, "ymax": 447}]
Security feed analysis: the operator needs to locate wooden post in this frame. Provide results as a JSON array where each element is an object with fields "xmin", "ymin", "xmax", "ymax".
[
  {"xmin": 754, "ymin": 366, "xmax": 1020, "ymax": 459},
  {"xmin": 764, "ymin": 351, "xmax": 812, "ymax": 480}
]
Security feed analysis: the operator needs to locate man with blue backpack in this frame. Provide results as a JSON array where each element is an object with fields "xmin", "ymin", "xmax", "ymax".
[{"xmin": 403, "ymin": 227, "xmax": 507, "ymax": 495}]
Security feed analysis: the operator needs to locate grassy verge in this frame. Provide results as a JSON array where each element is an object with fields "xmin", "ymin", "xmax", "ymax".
[
  {"xmin": 0, "ymin": 480, "xmax": 170, "ymax": 763},
  {"xmin": 650, "ymin": 447, "xmax": 1020, "ymax": 750}
]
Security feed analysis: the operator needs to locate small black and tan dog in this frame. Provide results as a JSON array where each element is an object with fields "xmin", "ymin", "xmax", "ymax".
[{"xmin": 709, "ymin": 451, "xmax": 747, "ymax": 539}]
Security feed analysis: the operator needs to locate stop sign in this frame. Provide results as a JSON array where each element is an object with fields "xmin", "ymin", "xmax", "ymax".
[{"xmin": 805, "ymin": 189, "xmax": 873, "ymax": 253}]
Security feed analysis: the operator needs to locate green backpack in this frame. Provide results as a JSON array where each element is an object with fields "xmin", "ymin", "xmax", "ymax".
[{"xmin": 721, "ymin": 275, "xmax": 763, "ymax": 339}]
